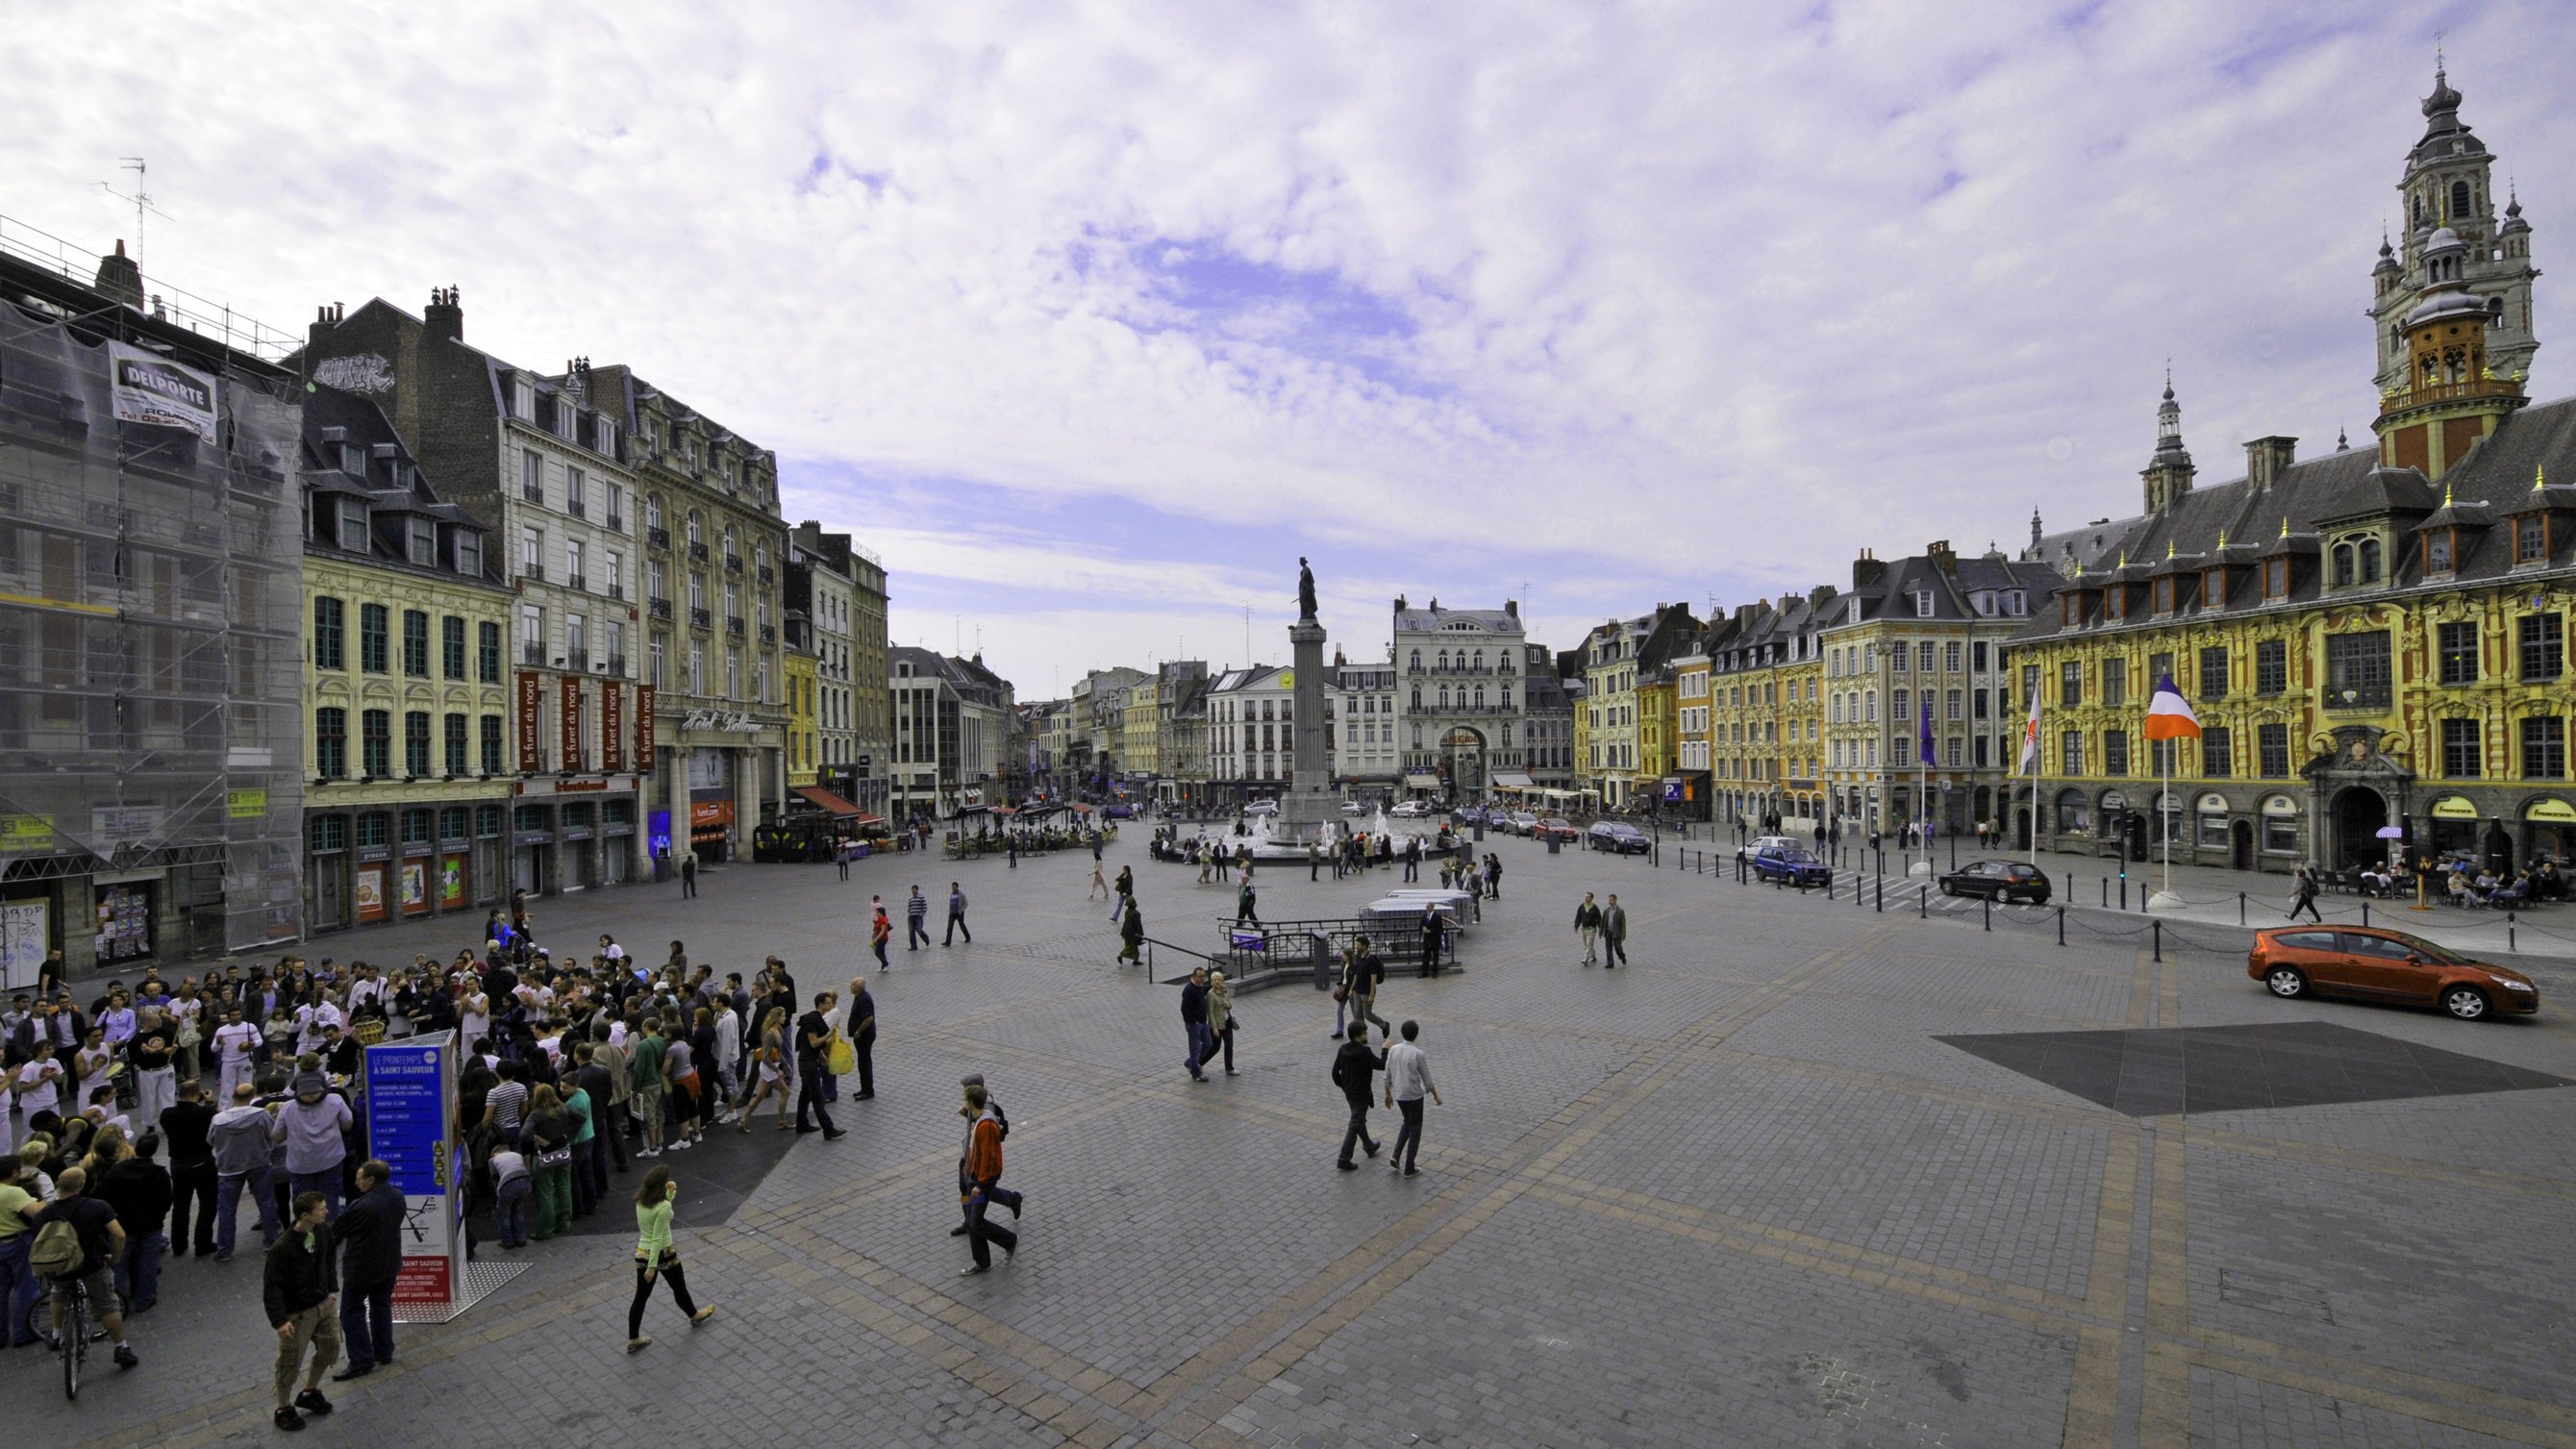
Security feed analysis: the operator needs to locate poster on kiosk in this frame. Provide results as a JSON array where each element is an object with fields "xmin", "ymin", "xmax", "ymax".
[{"xmin": 363, "ymin": 1032, "xmax": 464, "ymax": 1311}]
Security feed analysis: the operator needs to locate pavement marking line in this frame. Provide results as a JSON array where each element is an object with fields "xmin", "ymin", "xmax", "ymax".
[
  {"xmin": 2138, "ymin": 1129, "xmax": 2192, "ymax": 1449},
  {"xmin": 2179, "ymin": 1323, "xmax": 2576, "ymax": 1433},
  {"xmin": 1530, "ymin": 1171, "xmax": 2097, "ymax": 1322},
  {"xmin": 2183, "ymin": 1345, "xmax": 2576, "ymax": 1449},
  {"xmin": 2185, "ymin": 1120, "xmax": 2576, "ymax": 1204},
  {"xmin": 2062, "ymin": 1130, "xmax": 2142, "ymax": 1449},
  {"xmin": 2128, "ymin": 944, "xmax": 2159, "ymax": 1029}
]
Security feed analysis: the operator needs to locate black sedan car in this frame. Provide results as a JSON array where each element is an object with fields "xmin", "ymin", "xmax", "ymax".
[
  {"xmin": 1587, "ymin": 821, "xmax": 1652, "ymax": 855},
  {"xmin": 1938, "ymin": 860, "xmax": 2053, "ymax": 904}
]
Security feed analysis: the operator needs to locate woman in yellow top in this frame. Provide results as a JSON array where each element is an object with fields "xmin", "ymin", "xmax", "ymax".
[{"xmin": 625, "ymin": 1165, "xmax": 716, "ymax": 1353}]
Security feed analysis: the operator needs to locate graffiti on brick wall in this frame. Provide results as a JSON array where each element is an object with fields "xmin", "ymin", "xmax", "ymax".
[{"xmin": 313, "ymin": 353, "xmax": 397, "ymax": 393}]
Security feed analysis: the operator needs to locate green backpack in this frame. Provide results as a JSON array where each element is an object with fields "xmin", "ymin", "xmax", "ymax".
[{"xmin": 29, "ymin": 1216, "xmax": 83, "ymax": 1278}]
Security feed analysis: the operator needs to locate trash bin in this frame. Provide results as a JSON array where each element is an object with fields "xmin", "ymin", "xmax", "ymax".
[
  {"xmin": 1472, "ymin": 821, "xmax": 1485, "ymax": 842},
  {"xmin": 1312, "ymin": 933, "xmax": 1336, "ymax": 991},
  {"xmin": 1547, "ymin": 835, "xmax": 1562, "ymax": 855}
]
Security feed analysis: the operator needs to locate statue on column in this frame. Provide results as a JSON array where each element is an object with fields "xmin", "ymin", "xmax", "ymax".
[{"xmin": 1296, "ymin": 557, "xmax": 1318, "ymax": 621}]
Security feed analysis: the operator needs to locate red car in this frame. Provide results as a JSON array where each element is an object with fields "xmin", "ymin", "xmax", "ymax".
[
  {"xmin": 2245, "ymin": 927, "xmax": 2541, "ymax": 1021},
  {"xmin": 1533, "ymin": 817, "xmax": 1581, "ymax": 843}
]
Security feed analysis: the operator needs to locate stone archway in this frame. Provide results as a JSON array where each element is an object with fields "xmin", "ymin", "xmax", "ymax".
[
  {"xmin": 1442, "ymin": 726, "xmax": 1488, "ymax": 801},
  {"xmin": 2331, "ymin": 786, "xmax": 2389, "ymax": 871}
]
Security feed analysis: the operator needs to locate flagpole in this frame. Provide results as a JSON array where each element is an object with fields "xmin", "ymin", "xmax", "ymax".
[
  {"xmin": 2030, "ymin": 687, "xmax": 2042, "ymax": 871},
  {"xmin": 2161, "ymin": 739, "xmax": 2172, "ymax": 900}
]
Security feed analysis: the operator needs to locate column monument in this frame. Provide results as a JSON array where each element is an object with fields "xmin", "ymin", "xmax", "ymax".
[{"xmin": 1277, "ymin": 557, "xmax": 1338, "ymax": 846}]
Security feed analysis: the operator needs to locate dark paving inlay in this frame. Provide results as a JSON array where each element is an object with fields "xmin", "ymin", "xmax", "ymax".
[
  {"xmin": 1936, "ymin": 1020, "xmax": 2571, "ymax": 1116},
  {"xmin": 468, "ymin": 1117, "xmax": 803, "ymax": 1239}
]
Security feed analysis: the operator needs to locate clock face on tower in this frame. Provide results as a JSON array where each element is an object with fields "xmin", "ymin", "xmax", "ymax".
[{"xmin": 1278, "ymin": 669, "xmax": 1295, "ymax": 690}]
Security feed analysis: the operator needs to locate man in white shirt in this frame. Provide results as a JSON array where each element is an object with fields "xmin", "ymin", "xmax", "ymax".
[
  {"xmin": 213, "ymin": 1006, "xmax": 262, "ymax": 1103},
  {"xmin": 294, "ymin": 998, "xmax": 344, "ymax": 1057},
  {"xmin": 1382, "ymin": 1020, "xmax": 1444, "ymax": 1179},
  {"xmin": 460, "ymin": 987, "xmax": 491, "ymax": 1048}
]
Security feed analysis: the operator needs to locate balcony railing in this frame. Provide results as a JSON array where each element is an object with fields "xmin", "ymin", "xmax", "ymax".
[
  {"xmin": 2325, "ymin": 685, "xmax": 2393, "ymax": 711},
  {"xmin": 689, "ymin": 606, "xmax": 712, "ymax": 629},
  {"xmin": 759, "ymin": 623, "xmax": 777, "ymax": 644},
  {"xmin": 518, "ymin": 562, "xmax": 544, "ymax": 582},
  {"xmin": 724, "ymin": 554, "xmax": 742, "ymax": 574},
  {"xmin": 605, "ymin": 655, "xmax": 626, "ymax": 676},
  {"xmin": 521, "ymin": 484, "xmax": 544, "ymax": 504},
  {"xmin": 521, "ymin": 643, "xmax": 546, "ymax": 666},
  {"xmin": 566, "ymin": 499, "xmax": 587, "ymax": 519},
  {"xmin": 566, "ymin": 574, "xmax": 588, "ymax": 593},
  {"xmin": 726, "ymin": 616, "xmax": 746, "ymax": 637},
  {"xmin": 605, "ymin": 513, "xmax": 626, "ymax": 535},
  {"xmin": 757, "ymin": 564, "xmax": 774, "ymax": 586},
  {"xmin": 564, "ymin": 652, "xmax": 590, "ymax": 673},
  {"xmin": 647, "ymin": 526, "xmax": 670, "ymax": 551},
  {"xmin": 607, "ymin": 581, "xmax": 625, "ymax": 601},
  {"xmin": 688, "ymin": 541, "xmax": 709, "ymax": 562}
]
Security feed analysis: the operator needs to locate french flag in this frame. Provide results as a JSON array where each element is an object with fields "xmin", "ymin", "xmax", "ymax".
[{"xmin": 2142, "ymin": 673, "xmax": 2202, "ymax": 741}]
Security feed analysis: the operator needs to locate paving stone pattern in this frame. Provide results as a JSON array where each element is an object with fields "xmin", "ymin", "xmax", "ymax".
[{"xmin": 22, "ymin": 826, "xmax": 2576, "ymax": 1447}]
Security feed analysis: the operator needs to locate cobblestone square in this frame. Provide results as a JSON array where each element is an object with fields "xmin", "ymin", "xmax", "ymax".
[{"xmin": 24, "ymin": 830, "xmax": 2576, "ymax": 1448}]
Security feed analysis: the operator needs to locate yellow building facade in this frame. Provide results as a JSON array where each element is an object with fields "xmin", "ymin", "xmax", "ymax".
[{"xmin": 785, "ymin": 646, "xmax": 819, "ymax": 788}]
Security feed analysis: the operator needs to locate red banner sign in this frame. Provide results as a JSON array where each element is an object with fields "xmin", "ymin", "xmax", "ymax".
[
  {"xmin": 516, "ymin": 672, "xmax": 542, "ymax": 773},
  {"xmin": 602, "ymin": 681, "xmax": 624, "ymax": 773},
  {"xmin": 561, "ymin": 675, "xmax": 584, "ymax": 773},
  {"xmin": 636, "ymin": 685, "xmax": 656, "ymax": 772}
]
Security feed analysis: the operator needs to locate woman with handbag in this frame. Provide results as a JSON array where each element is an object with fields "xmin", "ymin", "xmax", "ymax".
[
  {"xmin": 625, "ymin": 1165, "xmax": 716, "ymax": 1352},
  {"xmin": 522, "ymin": 1085, "xmax": 575, "ymax": 1241},
  {"xmin": 663, "ymin": 1029, "xmax": 706, "ymax": 1152},
  {"xmin": 1201, "ymin": 969, "xmax": 1238, "ymax": 1076}
]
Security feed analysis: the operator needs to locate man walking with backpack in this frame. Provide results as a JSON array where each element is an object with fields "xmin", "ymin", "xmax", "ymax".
[{"xmin": 955, "ymin": 1079, "xmax": 1017, "ymax": 1276}]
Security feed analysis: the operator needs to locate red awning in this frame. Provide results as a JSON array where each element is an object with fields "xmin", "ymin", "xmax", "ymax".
[{"xmin": 792, "ymin": 786, "xmax": 862, "ymax": 817}]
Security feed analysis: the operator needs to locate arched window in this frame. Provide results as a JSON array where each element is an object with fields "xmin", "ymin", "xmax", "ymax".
[
  {"xmin": 1437, "ymin": 687, "xmax": 1450, "ymax": 710},
  {"xmin": 685, "ymin": 511, "xmax": 701, "ymax": 545},
  {"xmin": 1473, "ymin": 686, "xmax": 1486, "ymax": 708},
  {"xmin": 1410, "ymin": 687, "xmax": 1421, "ymax": 710},
  {"xmin": 1409, "ymin": 649, "xmax": 1421, "ymax": 671},
  {"xmin": 1436, "ymin": 649, "xmax": 1449, "ymax": 673},
  {"xmin": 2331, "ymin": 542, "xmax": 2356, "ymax": 587},
  {"xmin": 644, "ymin": 494, "xmax": 663, "ymax": 530},
  {"xmin": 1472, "ymin": 650, "xmax": 1485, "ymax": 671},
  {"xmin": 2359, "ymin": 537, "xmax": 2383, "ymax": 583}
]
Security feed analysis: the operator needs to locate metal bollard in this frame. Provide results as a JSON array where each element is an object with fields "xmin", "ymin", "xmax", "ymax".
[
  {"xmin": 2153, "ymin": 920, "xmax": 2163, "ymax": 962},
  {"xmin": 2057, "ymin": 906, "xmax": 2065, "ymax": 946},
  {"xmin": 2101, "ymin": 878, "xmax": 2109, "ymax": 908},
  {"xmin": 1875, "ymin": 876, "xmax": 1883, "ymax": 912},
  {"xmin": 2362, "ymin": 901, "xmax": 2370, "ymax": 927},
  {"xmin": 2510, "ymin": 911, "xmax": 2517, "ymax": 953},
  {"xmin": 2119, "ymin": 877, "xmax": 2128, "ymax": 912},
  {"xmin": 1983, "ymin": 896, "xmax": 1991, "ymax": 932},
  {"xmin": 2238, "ymin": 892, "xmax": 2245, "ymax": 926},
  {"xmin": 1918, "ymin": 883, "xmax": 1927, "ymax": 918}
]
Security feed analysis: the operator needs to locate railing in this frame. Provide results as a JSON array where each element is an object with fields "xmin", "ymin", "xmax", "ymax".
[
  {"xmin": 647, "ymin": 526, "xmax": 670, "ymax": 551},
  {"xmin": 521, "ymin": 643, "xmax": 546, "ymax": 666},
  {"xmin": 649, "ymin": 597, "xmax": 672, "ymax": 620},
  {"xmin": 565, "ymin": 574, "xmax": 588, "ymax": 593},
  {"xmin": 605, "ymin": 655, "xmax": 626, "ymax": 676},
  {"xmin": 2325, "ymin": 687, "xmax": 2393, "ymax": 711},
  {"xmin": 759, "ymin": 623, "xmax": 777, "ymax": 644},
  {"xmin": 566, "ymin": 499, "xmax": 587, "ymax": 519},
  {"xmin": 688, "ymin": 540, "xmax": 709, "ymax": 562},
  {"xmin": 605, "ymin": 513, "xmax": 626, "ymax": 535},
  {"xmin": 0, "ymin": 213, "xmax": 301, "ymax": 360},
  {"xmin": 758, "ymin": 564, "xmax": 774, "ymax": 586},
  {"xmin": 689, "ymin": 607, "xmax": 712, "ymax": 629},
  {"xmin": 564, "ymin": 652, "xmax": 590, "ymax": 673},
  {"xmin": 724, "ymin": 554, "xmax": 742, "ymax": 574},
  {"xmin": 521, "ymin": 484, "xmax": 545, "ymax": 505},
  {"xmin": 726, "ymin": 616, "xmax": 746, "ymax": 637},
  {"xmin": 518, "ymin": 562, "xmax": 544, "ymax": 582},
  {"xmin": 607, "ymin": 581, "xmax": 625, "ymax": 600}
]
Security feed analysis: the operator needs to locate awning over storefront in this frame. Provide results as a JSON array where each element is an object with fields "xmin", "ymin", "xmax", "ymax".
[
  {"xmin": 1491, "ymin": 772, "xmax": 1535, "ymax": 789},
  {"xmin": 1403, "ymin": 772, "xmax": 1440, "ymax": 788},
  {"xmin": 792, "ymin": 786, "xmax": 862, "ymax": 817}
]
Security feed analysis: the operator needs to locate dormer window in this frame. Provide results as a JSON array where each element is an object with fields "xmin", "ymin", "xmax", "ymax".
[
  {"xmin": 2005, "ymin": 589, "xmax": 2025, "ymax": 615},
  {"xmin": 2106, "ymin": 587, "xmax": 2125, "ymax": 622},
  {"xmin": 596, "ymin": 419, "xmax": 616, "ymax": 458},
  {"xmin": 2516, "ymin": 516, "xmax": 2550, "ymax": 564},
  {"xmin": 1912, "ymin": 590, "xmax": 1935, "ymax": 617},
  {"xmin": 513, "ymin": 380, "xmax": 536, "ymax": 420},
  {"xmin": 2203, "ymin": 569, "xmax": 2225, "ymax": 607},
  {"xmin": 338, "ymin": 503, "xmax": 370, "ymax": 554},
  {"xmin": 2154, "ymin": 577, "xmax": 2176, "ymax": 613},
  {"xmin": 409, "ymin": 518, "xmax": 436, "ymax": 567},
  {"xmin": 2263, "ymin": 559, "xmax": 2288, "ymax": 600},
  {"xmin": 2426, "ymin": 530, "xmax": 2457, "ymax": 574},
  {"xmin": 340, "ymin": 442, "xmax": 366, "ymax": 478}
]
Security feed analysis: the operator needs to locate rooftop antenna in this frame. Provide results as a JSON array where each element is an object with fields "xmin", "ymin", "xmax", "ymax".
[{"xmin": 101, "ymin": 157, "xmax": 172, "ymax": 272}]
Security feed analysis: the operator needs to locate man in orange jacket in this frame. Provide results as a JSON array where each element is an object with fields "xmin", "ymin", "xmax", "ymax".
[{"xmin": 956, "ymin": 1080, "xmax": 1016, "ymax": 1275}]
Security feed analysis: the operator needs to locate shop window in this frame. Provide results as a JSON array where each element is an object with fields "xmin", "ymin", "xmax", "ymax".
[
  {"xmin": 309, "ymin": 814, "xmax": 348, "ymax": 853},
  {"xmin": 475, "ymin": 804, "xmax": 506, "ymax": 837},
  {"xmin": 401, "ymin": 809, "xmax": 434, "ymax": 845},
  {"xmin": 438, "ymin": 806, "xmax": 471, "ymax": 842},
  {"xmin": 355, "ymin": 812, "xmax": 390, "ymax": 849}
]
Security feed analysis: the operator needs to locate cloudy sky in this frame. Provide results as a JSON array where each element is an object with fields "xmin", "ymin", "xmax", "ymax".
[{"xmin": 13, "ymin": 2, "xmax": 2570, "ymax": 693}]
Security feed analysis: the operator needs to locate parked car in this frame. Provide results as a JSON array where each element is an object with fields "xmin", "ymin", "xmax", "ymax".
[
  {"xmin": 1390, "ymin": 800, "xmax": 1431, "ymax": 818},
  {"xmin": 1339, "ymin": 799, "xmax": 1365, "ymax": 815},
  {"xmin": 1534, "ymin": 817, "xmax": 1581, "ymax": 843},
  {"xmin": 1508, "ymin": 811, "xmax": 1539, "ymax": 836},
  {"xmin": 2246, "ymin": 927, "xmax": 2539, "ymax": 1021},
  {"xmin": 1750, "ymin": 842, "xmax": 1831, "ymax": 887},
  {"xmin": 1938, "ymin": 860, "xmax": 2053, "ymax": 904},
  {"xmin": 1736, "ymin": 834, "xmax": 1798, "ymax": 864},
  {"xmin": 1588, "ymin": 820, "xmax": 1651, "ymax": 855},
  {"xmin": 1104, "ymin": 802, "xmax": 1136, "ymax": 819},
  {"xmin": 1244, "ymin": 799, "xmax": 1279, "ymax": 816}
]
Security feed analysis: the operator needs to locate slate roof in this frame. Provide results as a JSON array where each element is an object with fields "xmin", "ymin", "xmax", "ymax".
[{"xmin": 2011, "ymin": 393, "xmax": 2576, "ymax": 642}]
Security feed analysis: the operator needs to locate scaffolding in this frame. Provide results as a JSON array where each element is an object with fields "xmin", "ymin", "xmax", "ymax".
[{"xmin": 0, "ymin": 238, "xmax": 305, "ymax": 978}]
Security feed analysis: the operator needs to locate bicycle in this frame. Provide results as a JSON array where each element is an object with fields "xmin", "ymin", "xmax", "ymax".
[{"xmin": 45, "ymin": 1274, "xmax": 90, "ymax": 1401}]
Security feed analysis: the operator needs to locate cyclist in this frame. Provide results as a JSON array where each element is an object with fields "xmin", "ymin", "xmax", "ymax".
[{"xmin": 25, "ymin": 1164, "xmax": 137, "ymax": 1369}]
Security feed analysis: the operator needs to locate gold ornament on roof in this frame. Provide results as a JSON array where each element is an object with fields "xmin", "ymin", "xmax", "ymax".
[
  {"xmin": 2443, "ymin": 478, "xmax": 2456, "ymax": 507},
  {"xmin": 2539, "ymin": 464, "xmax": 2550, "ymax": 491},
  {"xmin": 2279, "ymin": 516, "xmax": 2290, "ymax": 539}
]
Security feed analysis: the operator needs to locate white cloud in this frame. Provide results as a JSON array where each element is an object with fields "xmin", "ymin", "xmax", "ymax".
[{"xmin": 10, "ymin": 1, "xmax": 2573, "ymax": 692}]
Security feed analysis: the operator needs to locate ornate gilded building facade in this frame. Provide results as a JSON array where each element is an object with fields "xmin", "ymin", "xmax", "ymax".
[{"xmin": 2008, "ymin": 68, "xmax": 2573, "ymax": 874}]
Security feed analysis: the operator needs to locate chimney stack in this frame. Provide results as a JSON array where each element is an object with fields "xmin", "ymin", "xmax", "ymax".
[
  {"xmin": 2244, "ymin": 436, "xmax": 2297, "ymax": 490},
  {"xmin": 425, "ymin": 286, "xmax": 463, "ymax": 343},
  {"xmin": 1927, "ymin": 539, "xmax": 1957, "ymax": 574},
  {"xmin": 93, "ymin": 239, "xmax": 144, "ymax": 310},
  {"xmin": 1852, "ymin": 547, "xmax": 1885, "ymax": 591},
  {"xmin": 1504, "ymin": 599, "xmax": 1518, "ymax": 619}
]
